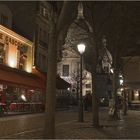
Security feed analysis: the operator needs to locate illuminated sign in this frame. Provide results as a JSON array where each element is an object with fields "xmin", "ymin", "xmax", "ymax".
[
  {"xmin": 0, "ymin": 25, "xmax": 33, "ymax": 73},
  {"xmin": 0, "ymin": 32, "xmax": 28, "ymax": 53}
]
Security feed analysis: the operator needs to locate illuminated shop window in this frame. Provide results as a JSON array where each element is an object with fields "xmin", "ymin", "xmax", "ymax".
[
  {"xmin": 19, "ymin": 51, "xmax": 27, "ymax": 70},
  {"xmin": 17, "ymin": 45, "xmax": 28, "ymax": 71},
  {"xmin": 0, "ymin": 84, "xmax": 44, "ymax": 116},
  {"xmin": 8, "ymin": 43, "xmax": 17, "ymax": 68},
  {"xmin": 0, "ymin": 43, "xmax": 5, "ymax": 64},
  {"xmin": 134, "ymin": 91, "xmax": 139, "ymax": 101},
  {"xmin": 0, "ymin": 25, "xmax": 33, "ymax": 72}
]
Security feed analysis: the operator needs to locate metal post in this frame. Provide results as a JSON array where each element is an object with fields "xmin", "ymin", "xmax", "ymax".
[
  {"xmin": 76, "ymin": 62, "xmax": 80, "ymax": 103},
  {"xmin": 78, "ymin": 54, "xmax": 84, "ymax": 122}
]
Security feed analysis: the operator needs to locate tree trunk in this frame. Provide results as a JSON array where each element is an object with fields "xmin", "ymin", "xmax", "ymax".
[
  {"xmin": 44, "ymin": 21, "xmax": 57, "ymax": 139},
  {"xmin": 43, "ymin": 2, "xmax": 79, "ymax": 138},
  {"xmin": 112, "ymin": 68, "xmax": 120, "ymax": 119},
  {"xmin": 112, "ymin": 52, "xmax": 120, "ymax": 120},
  {"xmin": 92, "ymin": 71, "xmax": 99, "ymax": 127}
]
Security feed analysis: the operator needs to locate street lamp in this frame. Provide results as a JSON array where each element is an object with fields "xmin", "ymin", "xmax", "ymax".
[
  {"xmin": 110, "ymin": 67, "xmax": 114, "ymax": 74},
  {"xmin": 77, "ymin": 43, "xmax": 86, "ymax": 54},
  {"xmin": 77, "ymin": 43, "xmax": 86, "ymax": 122},
  {"xmin": 119, "ymin": 79, "xmax": 123, "ymax": 85}
]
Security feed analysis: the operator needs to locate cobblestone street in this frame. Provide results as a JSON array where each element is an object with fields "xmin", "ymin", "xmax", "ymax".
[
  {"xmin": 4, "ymin": 107, "xmax": 140, "ymax": 139},
  {"xmin": 55, "ymin": 108, "xmax": 140, "ymax": 139}
]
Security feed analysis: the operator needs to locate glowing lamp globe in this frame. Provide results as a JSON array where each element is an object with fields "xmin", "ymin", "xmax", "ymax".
[{"xmin": 77, "ymin": 43, "xmax": 86, "ymax": 54}]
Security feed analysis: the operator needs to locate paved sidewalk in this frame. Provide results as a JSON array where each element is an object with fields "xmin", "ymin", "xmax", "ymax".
[
  {"xmin": 4, "ymin": 107, "xmax": 140, "ymax": 139},
  {"xmin": 55, "ymin": 108, "xmax": 140, "ymax": 139}
]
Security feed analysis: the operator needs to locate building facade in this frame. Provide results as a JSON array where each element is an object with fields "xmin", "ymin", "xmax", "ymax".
[
  {"xmin": 34, "ymin": 1, "xmax": 52, "ymax": 72},
  {"xmin": 0, "ymin": 4, "xmax": 12, "ymax": 29},
  {"xmin": 0, "ymin": 2, "xmax": 71, "ymax": 114},
  {"xmin": 2, "ymin": 1, "xmax": 53, "ymax": 72},
  {"xmin": 0, "ymin": 24, "xmax": 45, "ymax": 115},
  {"xmin": 0, "ymin": 4, "xmax": 47, "ymax": 115},
  {"xmin": 57, "ymin": 46, "xmax": 92, "ymax": 97},
  {"xmin": 123, "ymin": 56, "xmax": 140, "ymax": 108}
]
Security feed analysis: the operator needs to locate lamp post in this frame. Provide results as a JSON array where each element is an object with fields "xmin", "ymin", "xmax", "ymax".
[{"xmin": 77, "ymin": 43, "xmax": 86, "ymax": 122}]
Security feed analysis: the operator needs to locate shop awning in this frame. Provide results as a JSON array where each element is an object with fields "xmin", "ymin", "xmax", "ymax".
[
  {"xmin": 125, "ymin": 81, "xmax": 140, "ymax": 90},
  {"xmin": 0, "ymin": 65, "xmax": 71, "ymax": 90},
  {"xmin": 56, "ymin": 76, "xmax": 71, "ymax": 90},
  {"xmin": 32, "ymin": 67, "xmax": 71, "ymax": 90},
  {"xmin": 0, "ymin": 65, "xmax": 45, "ymax": 90}
]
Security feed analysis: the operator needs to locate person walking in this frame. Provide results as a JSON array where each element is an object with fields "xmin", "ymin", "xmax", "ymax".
[
  {"xmin": 84, "ymin": 93, "xmax": 92, "ymax": 111},
  {"xmin": 117, "ymin": 95, "xmax": 123, "ymax": 119}
]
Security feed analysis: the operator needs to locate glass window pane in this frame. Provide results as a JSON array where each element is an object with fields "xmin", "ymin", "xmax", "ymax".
[{"xmin": 62, "ymin": 65, "xmax": 69, "ymax": 76}]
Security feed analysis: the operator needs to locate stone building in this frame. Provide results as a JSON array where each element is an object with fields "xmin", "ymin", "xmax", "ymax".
[
  {"xmin": 0, "ymin": 4, "xmax": 12, "ymax": 29},
  {"xmin": 0, "ymin": 4, "xmax": 46, "ymax": 115},
  {"xmin": 0, "ymin": 2, "xmax": 71, "ymax": 109},
  {"xmin": 0, "ymin": 23, "xmax": 45, "ymax": 136},
  {"xmin": 57, "ymin": 46, "xmax": 92, "ymax": 97},
  {"xmin": 123, "ymin": 56, "xmax": 140, "ymax": 108},
  {"xmin": 2, "ymin": 1, "xmax": 53, "ymax": 72}
]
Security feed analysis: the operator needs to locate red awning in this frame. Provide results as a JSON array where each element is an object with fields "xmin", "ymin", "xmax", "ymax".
[
  {"xmin": 33, "ymin": 67, "xmax": 71, "ymax": 90},
  {"xmin": 0, "ymin": 65, "xmax": 45, "ymax": 89},
  {"xmin": 0, "ymin": 65, "xmax": 71, "ymax": 90}
]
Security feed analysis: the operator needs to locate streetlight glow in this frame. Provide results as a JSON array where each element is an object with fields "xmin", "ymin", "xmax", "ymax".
[
  {"xmin": 119, "ymin": 73, "xmax": 123, "ymax": 78},
  {"xmin": 120, "ymin": 79, "xmax": 123, "ymax": 85},
  {"xmin": 21, "ymin": 94, "xmax": 27, "ymax": 102},
  {"xmin": 77, "ymin": 43, "xmax": 86, "ymax": 122},
  {"xmin": 110, "ymin": 68, "xmax": 114, "ymax": 73},
  {"xmin": 77, "ymin": 43, "xmax": 86, "ymax": 54}
]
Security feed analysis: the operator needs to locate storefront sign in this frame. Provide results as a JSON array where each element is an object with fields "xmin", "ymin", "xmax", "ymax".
[{"xmin": 0, "ymin": 32, "xmax": 28, "ymax": 52}]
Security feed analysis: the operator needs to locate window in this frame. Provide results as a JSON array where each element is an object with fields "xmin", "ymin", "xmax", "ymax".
[
  {"xmin": 39, "ymin": 28, "xmax": 48, "ymax": 47},
  {"xmin": 86, "ymin": 84, "xmax": 91, "ymax": 88},
  {"xmin": 42, "ymin": 7, "xmax": 47, "ymax": 17},
  {"xmin": 17, "ymin": 45, "xmax": 28, "ymax": 71},
  {"xmin": 38, "ymin": 53, "xmax": 47, "ymax": 71},
  {"xmin": 134, "ymin": 91, "xmax": 139, "ymax": 101},
  {"xmin": 43, "ymin": 30, "xmax": 47, "ymax": 40},
  {"xmin": 40, "ymin": 29, "xmax": 46, "ymax": 41},
  {"xmin": 38, "ymin": 53, "xmax": 41, "ymax": 67},
  {"xmin": 86, "ymin": 90, "xmax": 91, "ymax": 94},
  {"xmin": 1, "ymin": 14, "xmax": 8, "ymax": 27},
  {"xmin": 18, "ymin": 51, "xmax": 27, "ymax": 70},
  {"xmin": 40, "ymin": 6, "xmax": 48, "ymax": 18},
  {"xmin": 0, "ymin": 43, "xmax": 5, "ymax": 64},
  {"xmin": 41, "ymin": 55, "xmax": 47, "ymax": 70},
  {"xmin": 0, "ymin": 84, "xmax": 44, "ymax": 116},
  {"xmin": 62, "ymin": 65, "xmax": 69, "ymax": 76}
]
